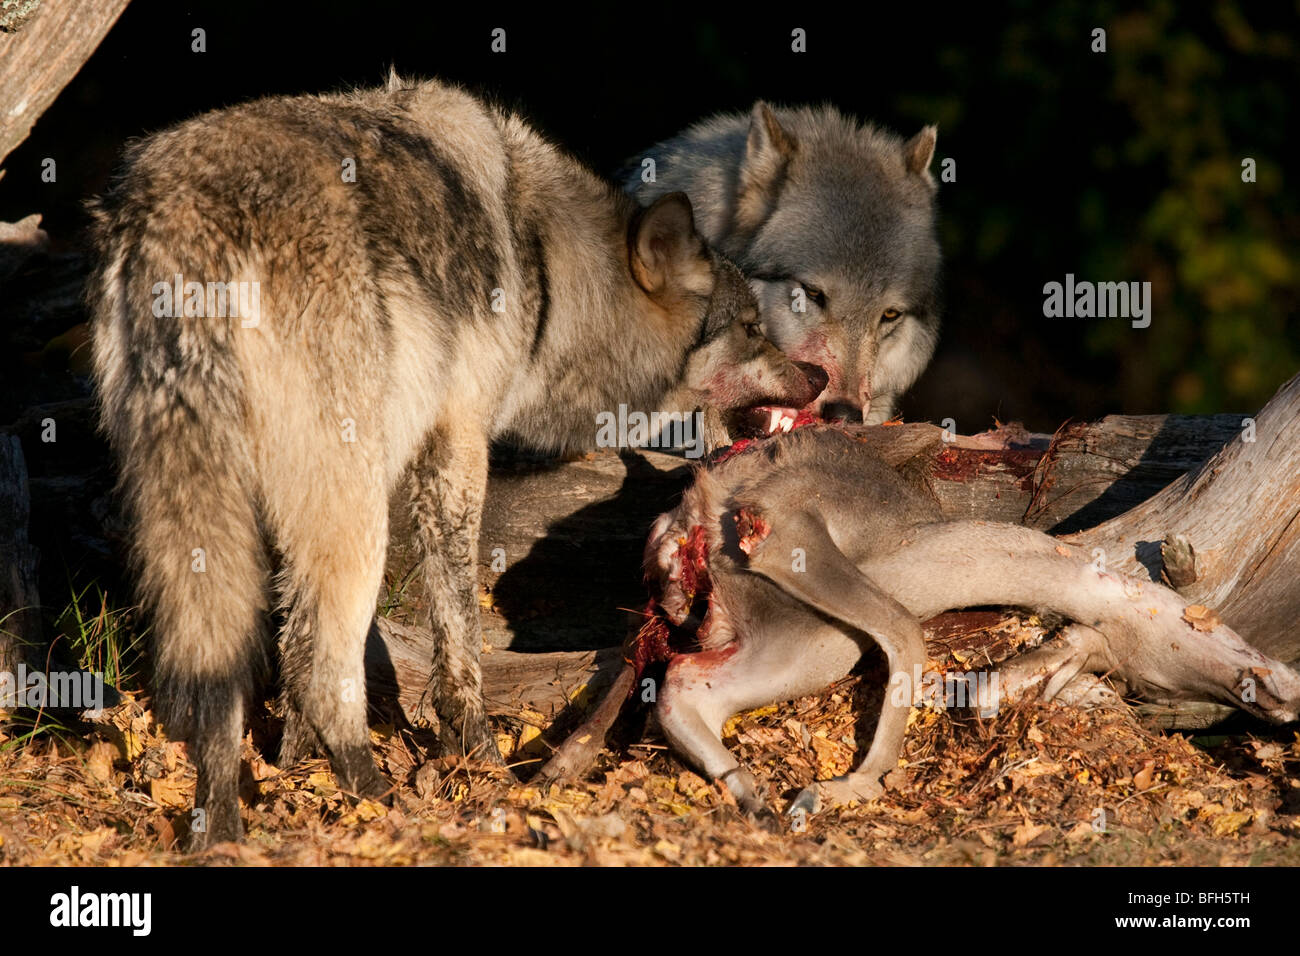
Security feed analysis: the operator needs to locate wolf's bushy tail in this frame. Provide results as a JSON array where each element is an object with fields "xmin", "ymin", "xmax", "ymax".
[
  {"xmin": 122, "ymin": 404, "xmax": 269, "ymax": 736},
  {"xmin": 89, "ymin": 238, "xmax": 268, "ymax": 841}
]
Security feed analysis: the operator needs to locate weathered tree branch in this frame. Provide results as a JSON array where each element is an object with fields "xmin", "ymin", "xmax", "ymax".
[
  {"xmin": 0, "ymin": 0, "xmax": 131, "ymax": 170},
  {"xmin": 1066, "ymin": 373, "xmax": 1300, "ymax": 663}
]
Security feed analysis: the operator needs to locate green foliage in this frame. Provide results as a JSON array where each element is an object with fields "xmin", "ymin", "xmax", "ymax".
[
  {"xmin": 932, "ymin": 2, "xmax": 1298, "ymax": 414},
  {"xmin": 1, "ymin": 584, "xmax": 143, "ymax": 748},
  {"xmin": 1087, "ymin": 3, "xmax": 1298, "ymax": 411}
]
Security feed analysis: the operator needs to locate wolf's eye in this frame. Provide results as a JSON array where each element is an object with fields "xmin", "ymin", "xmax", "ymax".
[
  {"xmin": 881, "ymin": 308, "xmax": 902, "ymax": 322},
  {"xmin": 799, "ymin": 282, "xmax": 827, "ymax": 309}
]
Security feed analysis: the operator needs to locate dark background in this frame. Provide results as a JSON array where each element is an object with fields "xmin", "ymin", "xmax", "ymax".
[{"xmin": 2, "ymin": 0, "xmax": 1297, "ymax": 431}]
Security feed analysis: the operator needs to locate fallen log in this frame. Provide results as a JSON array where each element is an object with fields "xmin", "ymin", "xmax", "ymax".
[
  {"xmin": 0, "ymin": 0, "xmax": 131, "ymax": 170},
  {"xmin": 384, "ymin": 448, "xmax": 691, "ymax": 655},
  {"xmin": 1066, "ymin": 373, "xmax": 1300, "ymax": 664},
  {"xmin": 369, "ymin": 390, "xmax": 1296, "ymax": 730},
  {"xmin": 366, "ymin": 616, "xmax": 625, "ymax": 723}
]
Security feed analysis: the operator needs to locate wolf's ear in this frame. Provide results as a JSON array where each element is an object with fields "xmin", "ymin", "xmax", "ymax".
[
  {"xmin": 736, "ymin": 102, "xmax": 797, "ymax": 231},
  {"xmin": 904, "ymin": 125, "xmax": 938, "ymax": 183},
  {"xmin": 631, "ymin": 192, "xmax": 710, "ymax": 300}
]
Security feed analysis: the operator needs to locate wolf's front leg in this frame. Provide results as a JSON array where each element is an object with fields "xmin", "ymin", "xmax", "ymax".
[{"xmin": 409, "ymin": 423, "xmax": 501, "ymax": 763}]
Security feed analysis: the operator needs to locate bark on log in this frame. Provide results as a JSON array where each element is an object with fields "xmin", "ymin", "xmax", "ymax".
[
  {"xmin": 1022, "ymin": 414, "xmax": 1245, "ymax": 534},
  {"xmin": 0, "ymin": 0, "xmax": 131, "ymax": 169},
  {"xmin": 366, "ymin": 616, "xmax": 624, "ymax": 725},
  {"xmin": 371, "ymin": 405, "xmax": 1278, "ymax": 721},
  {"xmin": 385, "ymin": 448, "xmax": 692, "ymax": 655},
  {"xmin": 1068, "ymin": 373, "xmax": 1300, "ymax": 663}
]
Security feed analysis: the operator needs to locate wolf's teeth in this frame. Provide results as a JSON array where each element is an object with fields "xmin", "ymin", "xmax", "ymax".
[
  {"xmin": 779, "ymin": 414, "xmax": 795, "ymax": 432},
  {"xmin": 766, "ymin": 408, "xmax": 782, "ymax": 434}
]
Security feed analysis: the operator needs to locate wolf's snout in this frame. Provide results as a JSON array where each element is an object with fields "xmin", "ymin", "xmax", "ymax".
[
  {"xmin": 794, "ymin": 362, "xmax": 829, "ymax": 402},
  {"xmin": 821, "ymin": 400, "xmax": 863, "ymax": 423}
]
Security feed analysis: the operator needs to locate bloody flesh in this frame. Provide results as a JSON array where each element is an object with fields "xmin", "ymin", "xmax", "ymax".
[
  {"xmin": 629, "ymin": 523, "xmax": 714, "ymax": 678},
  {"xmin": 629, "ymin": 423, "xmax": 813, "ymax": 681}
]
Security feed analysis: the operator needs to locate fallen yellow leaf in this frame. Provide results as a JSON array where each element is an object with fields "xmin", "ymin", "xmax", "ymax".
[
  {"xmin": 810, "ymin": 734, "xmax": 854, "ymax": 779},
  {"xmin": 352, "ymin": 799, "xmax": 388, "ymax": 822},
  {"xmin": 1065, "ymin": 821, "xmax": 1095, "ymax": 842},
  {"xmin": 1211, "ymin": 810, "xmax": 1252, "ymax": 837},
  {"xmin": 149, "ymin": 776, "xmax": 190, "ymax": 809},
  {"xmin": 83, "ymin": 740, "xmax": 118, "ymax": 785},
  {"xmin": 1183, "ymin": 605, "xmax": 1221, "ymax": 632},
  {"xmin": 1012, "ymin": 822, "xmax": 1052, "ymax": 848},
  {"xmin": 307, "ymin": 770, "xmax": 337, "ymax": 792},
  {"xmin": 1134, "ymin": 761, "xmax": 1156, "ymax": 790},
  {"xmin": 654, "ymin": 839, "xmax": 682, "ymax": 861}
]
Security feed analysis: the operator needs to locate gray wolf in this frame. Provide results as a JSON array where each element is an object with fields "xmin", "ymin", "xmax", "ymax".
[
  {"xmin": 87, "ymin": 75, "xmax": 825, "ymax": 846},
  {"xmin": 628, "ymin": 102, "xmax": 942, "ymax": 425},
  {"xmin": 542, "ymin": 426, "xmax": 1300, "ymax": 815}
]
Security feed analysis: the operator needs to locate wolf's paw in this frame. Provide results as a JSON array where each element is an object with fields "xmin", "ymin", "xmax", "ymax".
[
  {"xmin": 187, "ymin": 803, "xmax": 243, "ymax": 851},
  {"xmin": 355, "ymin": 770, "xmax": 396, "ymax": 806},
  {"xmin": 437, "ymin": 715, "xmax": 506, "ymax": 766},
  {"xmin": 331, "ymin": 745, "xmax": 394, "ymax": 804}
]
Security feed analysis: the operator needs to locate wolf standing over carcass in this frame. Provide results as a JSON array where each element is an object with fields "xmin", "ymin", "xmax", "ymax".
[
  {"xmin": 629, "ymin": 103, "xmax": 943, "ymax": 427},
  {"xmin": 87, "ymin": 76, "xmax": 825, "ymax": 846}
]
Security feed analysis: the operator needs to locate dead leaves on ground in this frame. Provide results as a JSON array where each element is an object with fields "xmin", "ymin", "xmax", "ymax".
[{"xmin": 1, "ymin": 613, "xmax": 1298, "ymax": 865}]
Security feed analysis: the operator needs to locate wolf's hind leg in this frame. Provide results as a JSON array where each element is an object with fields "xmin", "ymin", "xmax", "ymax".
[
  {"xmin": 408, "ymin": 423, "xmax": 500, "ymax": 762},
  {"xmin": 188, "ymin": 688, "xmax": 247, "ymax": 846},
  {"xmin": 273, "ymin": 472, "xmax": 391, "ymax": 801}
]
